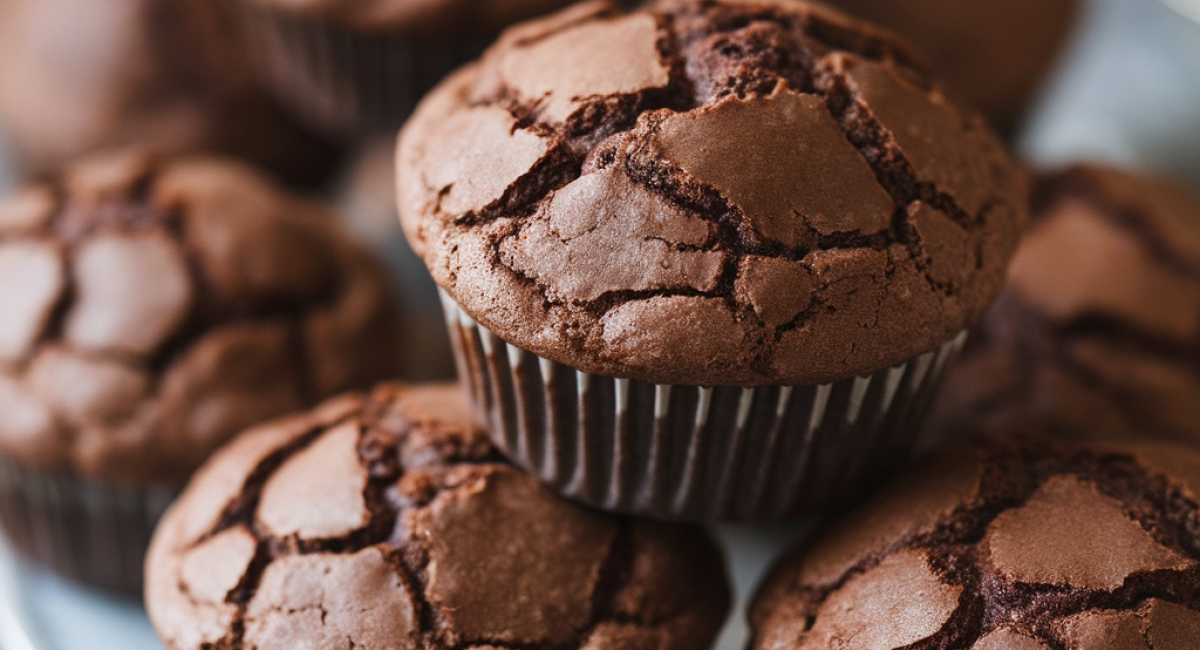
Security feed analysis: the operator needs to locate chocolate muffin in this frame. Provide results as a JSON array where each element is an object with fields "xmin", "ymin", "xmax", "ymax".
[
  {"xmin": 145, "ymin": 383, "xmax": 731, "ymax": 650},
  {"xmin": 0, "ymin": 0, "xmax": 339, "ymax": 186},
  {"xmin": 398, "ymin": 0, "xmax": 1028, "ymax": 520},
  {"xmin": 0, "ymin": 148, "xmax": 403, "ymax": 595},
  {"xmin": 826, "ymin": 0, "xmax": 1079, "ymax": 134},
  {"xmin": 750, "ymin": 437, "xmax": 1200, "ymax": 650},
  {"xmin": 236, "ymin": 0, "xmax": 580, "ymax": 133},
  {"xmin": 928, "ymin": 165, "xmax": 1200, "ymax": 446}
]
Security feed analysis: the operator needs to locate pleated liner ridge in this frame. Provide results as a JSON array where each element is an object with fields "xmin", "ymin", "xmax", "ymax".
[
  {"xmin": 441, "ymin": 290, "xmax": 966, "ymax": 522},
  {"xmin": 0, "ymin": 458, "xmax": 176, "ymax": 597}
]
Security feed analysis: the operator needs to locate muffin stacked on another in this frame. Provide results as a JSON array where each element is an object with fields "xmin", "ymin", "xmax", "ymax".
[
  {"xmin": 235, "ymin": 0, "xmax": 584, "ymax": 133},
  {"xmin": 929, "ymin": 166, "xmax": 1200, "ymax": 445},
  {"xmin": 0, "ymin": 148, "xmax": 403, "ymax": 595},
  {"xmin": 145, "ymin": 383, "xmax": 731, "ymax": 650},
  {"xmin": 0, "ymin": 0, "xmax": 338, "ymax": 186},
  {"xmin": 397, "ymin": 0, "xmax": 1028, "ymax": 520},
  {"xmin": 751, "ymin": 437, "xmax": 1200, "ymax": 650}
]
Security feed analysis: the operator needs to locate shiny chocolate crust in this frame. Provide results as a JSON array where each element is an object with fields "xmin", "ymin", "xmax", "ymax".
[
  {"xmin": 0, "ymin": 149, "xmax": 403, "ymax": 486},
  {"xmin": 750, "ymin": 437, "xmax": 1200, "ymax": 650},
  {"xmin": 397, "ymin": 0, "xmax": 1028, "ymax": 387},
  {"xmin": 145, "ymin": 383, "xmax": 731, "ymax": 650},
  {"xmin": 928, "ymin": 166, "xmax": 1200, "ymax": 445},
  {"xmin": 0, "ymin": 0, "xmax": 339, "ymax": 186}
]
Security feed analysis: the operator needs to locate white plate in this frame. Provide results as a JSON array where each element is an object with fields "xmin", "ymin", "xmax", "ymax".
[{"xmin": 0, "ymin": 524, "xmax": 811, "ymax": 650}]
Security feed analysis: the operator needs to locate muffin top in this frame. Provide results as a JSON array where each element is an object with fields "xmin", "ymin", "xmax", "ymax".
[
  {"xmin": 826, "ymin": 0, "xmax": 1078, "ymax": 133},
  {"xmin": 751, "ymin": 437, "xmax": 1200, "ymax": 650},
  {"xmin": 0, "ymin": 149, "xmax": 402, "ymax": 485},
  {"xmin": 0, "ymin": 0, "xmax": 337, "ymax": 185},
  {"xmin": 145, "ymin": 383, "xmax": 731, "ymax": 650},
  {"xmin": 929, "ymin": 165, "xmax": 1200, "ymax": 445},
  {"xmin": 244, "ymin": 0, "xmax": 581, "ymax": 35},
  {"xmin": 398, "ymin": 0, "xmax": 1028, "ymax": 386}
]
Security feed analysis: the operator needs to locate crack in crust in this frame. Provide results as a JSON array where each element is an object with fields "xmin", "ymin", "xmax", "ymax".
[
  {"xmin": 397, "ymin": 0, "xmax": 1027, "ymax": 386},
  {"xmin": 0, "ymin": 148, "xmax": 404, "ymax": 484},
  {"xmin": 928, "ymin": 166, "xmax": 1200, "ymax": 448},
  {"xmin": 145, "ymin": 384, "xmax": 730, "ymax": 650},
  {"xmin": 749, "ymin": 438, "xmax": 1200, "ymax": 650}
]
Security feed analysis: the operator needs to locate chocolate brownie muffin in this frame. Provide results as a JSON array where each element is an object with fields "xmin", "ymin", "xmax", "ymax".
[
  {"xmin": 928, "ymin": 165, "xmax": 1200, "ymax": 446},
  {"xmin": 0, "ymin": 148, "xmax": 403, "ymax": 595},
  {"xmin": 398, "ymin": 0, "xmax": 1027, "ymax": 520},
  {"xmin": 0, "ymin": 0, "xmax": 338, "ymax": 186},
  {"xmin": 236, "ymin": 0, "xmax": 581, "ymax": 133},
  {"xmin": 826, "ymin": 0, "xmax": 1079, "ymax": 134},
  {"xmin": 750, "ymin": 437, "xmax": 1200, "ymax": 650},
  {"xmin": 145, "ymin": 383, "xmax": 731, "ymax": 650}
]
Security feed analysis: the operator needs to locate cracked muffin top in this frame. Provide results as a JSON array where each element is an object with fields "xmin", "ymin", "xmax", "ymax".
[
  {"xmin": 0, "ymin": 148, "xmax": 403, "ymax": 486},
  {"xmin": 750, "ymin": 436, "xmax": 1200, "ymax": 650},
  {"xmin": 244, "ymin": 0, "xmax": 581, "ymax": 35},
  {"xmin": 928, "ymin": 166, "xmax": 1200, "ymax": 446},
  {"xmin": 145, "ymin": 383, "xmax": 731, "ymax": 650},
  {"xmin": 397, "ymin": 0, "xmax": 1028, "ymax": 387}
]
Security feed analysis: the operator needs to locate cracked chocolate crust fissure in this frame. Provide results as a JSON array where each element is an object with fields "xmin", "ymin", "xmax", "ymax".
[
  {"xmin": 774, "ymin": 446, "xmax": 1200, "ymax": 650},
  {"xmin": 193, "ymin": 393, "xmax": 645, "ymax": 650},
  {"xmin": 18, "ymin": 157, "xmax": 352, "ymax": 412},
  {"xmin": 436, "ymin": 2, "xmax": 993, "ymax": 352}
]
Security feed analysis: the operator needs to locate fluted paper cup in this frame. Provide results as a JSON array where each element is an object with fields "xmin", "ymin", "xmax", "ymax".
[
  {"xmin": 440, "ymin": 289, "xmax": 966, "ymax": 522},
  {"xmin": 0, "ymin": 457, "xmax": 176, "ymax": 598},
  {"xmin": 238, "ymin": 4, "xmax": 481, "ymax": 134}
]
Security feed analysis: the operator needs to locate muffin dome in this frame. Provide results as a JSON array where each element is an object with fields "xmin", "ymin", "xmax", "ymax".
[
  {"xmin": 0, "ymin": 149, "xmax": 402, "ymax": 485},
  {"xmin": 146, "ymin": 383, "xmax": 731, "ymax": 650},
  {"xmin": 930, "ymin": 166, "xmax": 1200, "ymax": 445},
  {"xmin": 398, "ymin": 0, "xmax": 1028, "ymax": 386},
  {"xmin": 751, "ymin": 437, "xmax": 1200, "ymax": 650}
]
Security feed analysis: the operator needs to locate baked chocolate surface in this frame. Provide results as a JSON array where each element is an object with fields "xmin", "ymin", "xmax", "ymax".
[
  {"xmin": 928, "ymin": 165, "xmax": 1200, "ymax": 446},
  {"xmin": 0, "ymin": 149, "xmax": 403, "ymax": 485},
  {"xmin": 398, "ymin": 0, "xmax": 1028, "ymax": 386},
  {"xmin": 145, "ymin": 383, "xmax": 731, "ymax": 650},
  {"xmin": 0, "ymin": 0, "xmax": 339, "ymax": 185},
  {"xmin": 750, "ymin": 437, "xmax": 1200, "ymax": 650},
  {"xmin": 826, "ymin": 0, "xmax": 1078, "ymax": 134}
]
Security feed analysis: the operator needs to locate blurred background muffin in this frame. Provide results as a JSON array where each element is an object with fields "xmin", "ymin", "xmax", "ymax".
[
  {"xmin": 0, "ymin": 148, "xmax": 404, "ymax": 596},
  {"xmin": 928, "ymin": 165, "xmax": 1200, "ymax": 446},
  {"xmin": 827, "ymin": 0, "xmax": 1080, "ymax": 134},
  {"xmin": 333, "ymin": 139, "xmax": 454, "ymax": 381},
  {"xmin": 0, "ymin": 0, "xmax": 341, "ymax": 187},
  {"xmin": 235, "ymin": 0, "xmax": 585, "ymax": 135}
]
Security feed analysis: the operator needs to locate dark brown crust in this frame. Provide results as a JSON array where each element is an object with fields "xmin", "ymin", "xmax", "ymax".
[
  {"xmin": 928, "ymin": 165, "xmax": 1200, "ymax": 446},
  {"xmin": 145, "ymin": 384, "xmax": 730, "ymax": 650},
  {"xmin": 397, "ymin": 0, "xmax": 1027, "ymax": 386},
  {"xmin": 0, "ymin": 149, "xmax": 403, "ymax": 485},
  {"xmin": 749, "ymin": 437, "xmax": 1200, "ymax": 650}
]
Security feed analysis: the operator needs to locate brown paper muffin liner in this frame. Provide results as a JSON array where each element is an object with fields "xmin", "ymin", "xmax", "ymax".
[
  {"xmin": 0, "ymin": 457, "xmax": 176, "ymax": 598},
  {"xmin": 237, "ymin": 3, "xmax": 483, "ymax": 135},
  {"xmin": 441, "ymin": 290, "xmax": 967, "ymax": 521}
]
